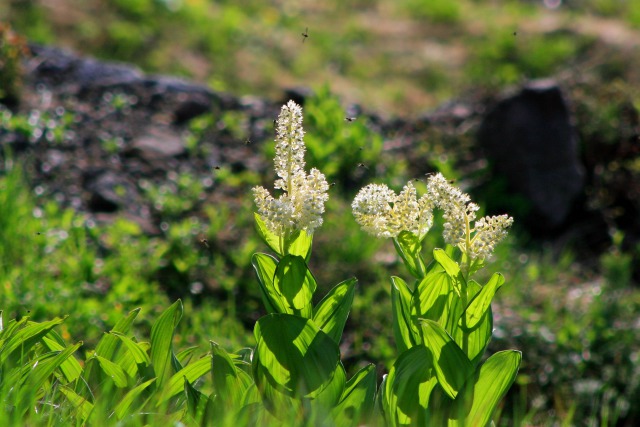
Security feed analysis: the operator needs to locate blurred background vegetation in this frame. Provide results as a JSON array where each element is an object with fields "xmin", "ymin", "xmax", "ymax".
[{"xmin": 2, "ymin": 0, "xmax": 640, "ymax": 425}]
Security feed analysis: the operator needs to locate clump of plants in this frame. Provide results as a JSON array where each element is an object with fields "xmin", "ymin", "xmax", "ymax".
[{"xmin": 0, "ymin": 101, "xmax": 518, "ymax": 425}]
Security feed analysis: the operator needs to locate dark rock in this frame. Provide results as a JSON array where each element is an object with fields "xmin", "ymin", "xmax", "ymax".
[
  {"xmin": 478, "ymin": 79, "xmax": 585, "ymax": 231},
  {"xmin": 128, "ymin": 126, "xmax": 186, "ymax": 161},
  {"xmin": 84, "ymin": 170, "xmax": 138, "ymax": 213}
]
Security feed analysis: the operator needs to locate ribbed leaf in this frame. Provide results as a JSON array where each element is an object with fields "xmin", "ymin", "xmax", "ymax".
[
  {"xmin": 1, "ymin": 317, "xmax": 66, "ymax": 365},
  {"xmin": 253, "ymin": 314, "xmax": 343, "ymax": 416},
  {"xmin": 331, "ymin": 363, "xmax": 377, "ymax": 427},
  {"xmin": 41, "ymin": 336, "xmax": 83, "ymax": 383},
  {"xmin": 59, "ymin": 386, "xmax": 94, "ymax": 422},
  {"xmin": 254, "ymin": 213, "xmax": 285, "ymax": 257},
  {"xmin": 252, "ymin": 253, "xmax": 287, "ymax": 313},
  {"xmin": 254, "ymin": 214, "xmax": 313, "ymax": 261},
  {"xmin": 111, "ymin": 332, "xmax": 151, "ymax": 366},
  {"xmin": 114, "ymin": 378, "xmax": 156, "ymax": 420},
  {"xmin": 158, "ymin": 354, "xmax": 212, "ymax": 405},
  {"xmin": 150, "ymin": 300, "xmax": 183, "ymax": 387},
  {"xmin": 312, "ymin": 277, "xmax": 357, "ymax": 344},
  {"xmin": 393, "ymin": 231, "xmax": 426, "ymax": 278},
  {"xmin": 391, "ymin": 276, "xmax": 419, "ymax": 353},
  {"xmin": 274, "ymin": 255, "xmax": 316, "ymax": 318},
  {"xmin": 26, "ymin": 342, "xmax": 82, "ymax": 394},
  {"xmin": 95, "ymin": 355, "xmax": 128, "ymax": 388},
  {"xmin": 452, "ymin": 281, "xmax": 493, "ymax": 366},
  {"xmin": 211, "ymin": 342, "xmax": 251, "ymax": 410},
  {"xmin": 461, "ymin": 273, "xmax": 504, "ymax": 330},
  {"xmin": 382, "ymin": 345, "xmax": 438, "ymax": 426},
  {"xmin": 448, "ymin": 350, "xmax": 522, "ymax": 426},
  {"xmin": 433, "ymin": 249, "xmax": 460, "ymax": 278},
  {"xmin": 420, "ymin": 319, "xmax": 473, "ymax": 399},
  {"xmin": 412, "ymin": 262, "xmax": 463, "ymax": 337}
]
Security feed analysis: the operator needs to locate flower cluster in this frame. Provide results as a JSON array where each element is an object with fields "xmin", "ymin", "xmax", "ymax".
[
  {"xmin": 352, "ymin": 173, "xmax": 513, "ymax": 261},
  {"xmin": 253, "ymin": 100, "xmax": 329, "ymax": 236},
  {"xmin": 351, "ymin": 181, "xmax": 434, "ymax": 239}
]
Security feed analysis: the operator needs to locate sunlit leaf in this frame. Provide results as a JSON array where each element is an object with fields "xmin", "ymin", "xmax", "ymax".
[
  {"xmin": 273, "ymin": 255, "xmax": 316, "ymax": 318},
  {"xmin": 420, "ymin": 319, "xmax": 473, "ymax": 400},
  {"xmin": 393, "ymin": 231, "xmax": 426, "ymax": 278},
  {"xmin": 95, "ymin": 355, "xmax": 128, "ymax": 388},
  {"xmin": 331, "ymin": 363, "xmax": 377, "ymax": 427},
  {"xmin": 158, "ymin": 354, "xmax": 212, "ymax": 405},
  {"xmin": 150, "ymin": 300, "xmax": 183, "ymax": 387},
  {"xmin": 114, "ymin": 378, "xmax": 156, "ymax": 420},
  {"xmin": 461, "ymin": 273, "xmax": 504, "ymax": 330},
  {"xmin": 391, "ymin": 276, "xmax": 419, "ymax": 353},
  {"xmin": 252, "ymin": 253, "xmax": 288, "ymax": 314},
  {"xmin": 312, "ymin": 277, "xmax": 356, "ymax": 344},
  {"xmin": 448, "ymin": 350, "xmax": 522, "ymax": 426}
]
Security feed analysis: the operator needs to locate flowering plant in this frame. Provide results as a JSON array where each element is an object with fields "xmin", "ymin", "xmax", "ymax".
[{"xmin": 352, "ymin": 175, "xmax": 521, "ymax": 425}]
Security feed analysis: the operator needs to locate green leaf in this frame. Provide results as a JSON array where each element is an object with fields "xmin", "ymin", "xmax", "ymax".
[
  {"xmin": 84, "ymin": 308, "xmax": 140, "ymax": 383},
  {"xmin": 26, "ymin": 342, "xmax": 82, "ymax": 393},
  {"xmin": 0, "ymin": 317, "xmax": 66, "ymax": 365},
  {"xmin": 433, "ymin": 249, "xmax": 460, "ymax": 278},
  {"xmin": 252, "ymin": 253, "xmax": 287, "ymax": 314},
  {"xmin": 95, "ymin": 355, "xmax": 128, "ymax": 388},
  {"xmin": 150, "ymin": 300, "xmax": 183, "ymax": 387},
  {"xmin": 59, "ymin": 386, "xmax": 95, "ymax": 423},
  {"xmin": 312, "ymin": 278, "xmax": 357, "ymax": 344},
  {"xmin": 184, "ymin": 376, "xmax": 211, "ymax": 420},
  {"xmin": 252, "ymin": 313, "xmax": 343, "ymax": 416},
  {"xmin": 448, "ymin": 350, "xmax": 522, "ymax": 426},
  {"xmin": 113, "ymin": 378, "xmax": 156, "ymax": 420},
  {"xmin": 287, "ymin": 228, "xmax": 313, "ymax": 262},
  {"xmin": 158, "ymin": 354, "xmax": 212, "ymax": 405},
  {"xmin": 420, "ymin": 319, "xmax": 473, "ymax": 400},
  {"xmin": 41, "ymin": 336, "xmax": 83, "ymax": 383},
  {"xmin": 211, "ymin": 342, "xmax": 251, "ymax": 410},
  {"xmin": 254, "ymin": 214, "xmax": 313, "ymax": 260},
  {"xmin": 412, "ymin": 262, "xmax": 463, "ymax": 337},
  {"xmin": 111, "ymin": 332, "xmax": 151, "ymax": 366},
  {"xmin": 391, "ymin": 276, "xmax": 419, "ymax": 353},
  {"xmin": 382, "ymin": 345, "xmax": 438, "ymax": 426},
  {"xmin": 273, "ymin": 255, "xmax": 316, "ymax": 318},
  {"xmin": 331, "ymin": 364, "xmax": 377, "ymax": 427},
  {"xmin": 254, "ymin": 213, "xmax": 285, "ymax": 257},
  {"xmin": 393, "ymin": 231, "xmax": 426, "ymax": 278},
  {"xmin": 452, "ymin": 280, "xmax": 493, "ymax": 366},
  {"xmin": 461, "ymin": 273, "xmax": 504, "ymax": 330}
]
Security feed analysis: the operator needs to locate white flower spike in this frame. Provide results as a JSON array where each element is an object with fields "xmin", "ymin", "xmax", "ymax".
[{"xmin": 253, "ymin": 100, "xmax": 329, "ymax": 237}]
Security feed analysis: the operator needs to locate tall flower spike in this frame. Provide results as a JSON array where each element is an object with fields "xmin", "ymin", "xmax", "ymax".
[{"xmin": 253, "ymin": 100, "xmax": 329, "ymax": 237}]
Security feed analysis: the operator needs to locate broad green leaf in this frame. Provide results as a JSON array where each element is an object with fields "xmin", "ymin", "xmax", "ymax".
[
  {"xmin": 412, "ymin": 263, "xmax": 463, "ymax": 337},
  {"xmin": 25, "ymin": 342, "xmax": 82, "ymax": 395},
  {"xmin": 383, "ymin": 345, "xmax": 438, "ymax": 426},
  {"xmin": 391, "ymin": 276, "xmax": 419, "ymax": 353},
  {"xmin": 41, "ymin": 336, "xmax": 83, "ymax": 383},
  {"xmin": 287, "ymin": 228, "xmax": 313, "ymax": 262},
  {"xmin": 461, "ymin": 273, "xmax": 504, "ymax": 330},
  {"xmin": 393, "ymin": 231, "xmax": 426, "ymax": 278},
  {"xmin": 448, "ymin": 350, "xmax": 522, "ymax": 427},
  {"xmin": 114, "ymin": 378, "xmax": 156, "ymax": 420},
  {"xmin": 111, "ymin": 332, "xmax": 151, "ymax": 366},
  {"xmin": 433, "ymin": 249, "xmax": 460, "ymax": 278},
  {"xmin": 253, "ymin": 314, "xmax": 343, "ymax": 416},
  {"xmin": 254, "ymin": 214, "xmax": 313, "ymax": 260},
  {"xmin": 331, "ymin": 363, "xmax": 377, "ymax": 427},
  {"xmin": 254, "ymin": 213, "xmax": 285, "ymax": 257},
  {"xmin": 176, "ymin": 346, "xmax": 200, "ymax": 366},
  {"xmin": 274, "ymin": 255, "xmax": 316, "ymax": 318},
  {"xmin": 84, "ymin": 308, "xmax": 140, "ymax": 383},
  {"xmin": 0, "ymin": 317, "xmax": 66, "ymax": 365},
  {"xmin": 95, "ymin": 355, "xmax": 128, "ymax": 388},
  {"xmin": 252, "ymin": 253, "xmax": 287, "ymax": 313},
  {"xmin": 312, "ymin": 278, "xmax": 357, "ymax": 344},
  {"xmin": 59, "ymin": 386, "xmax": 94, "ymax": 422},
  {"xmin": 211, "ymin": 342, "xmax": 250, "ymax": 410},
  {"xmin": 184, "ymin": 376, "xmax": 210, "ymax": 420},
  {"xmin": 420, "ymin": 320, "xmax": 473, "ymax": 400},
  {"xmin": 452, "ymin": 280, "xmax": 493, "ymax": 366},
  {"xmin": 150, "ymin": 300, "xmax": 183, "ymax": 387},
  {"xmin": 158, "ymin": 354, "xmax": 212, "ymax": 405},
  {"xmin": 116, "ymin": 341, "xmax": 152, "ymax": 379}
]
